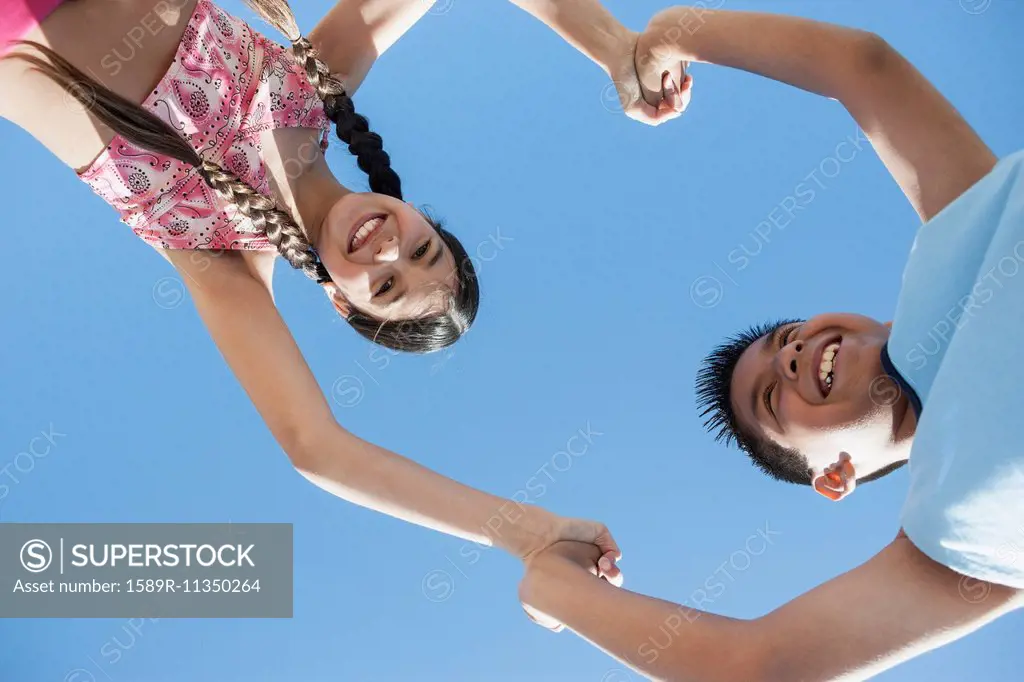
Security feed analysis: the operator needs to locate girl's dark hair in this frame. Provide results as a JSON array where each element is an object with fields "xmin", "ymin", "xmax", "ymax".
[
  {"xmin": 11, "ymin": 0, "xmax": 478, "ymax": 353},
  {"xmin": 245, "ymin": 0, "xmax": 479, "ymax": 352}
]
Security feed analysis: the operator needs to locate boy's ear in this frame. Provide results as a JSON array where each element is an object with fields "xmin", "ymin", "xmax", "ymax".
[{"xmin": 812, "ymin": 452, "xmax": 857, "ymax": 501}]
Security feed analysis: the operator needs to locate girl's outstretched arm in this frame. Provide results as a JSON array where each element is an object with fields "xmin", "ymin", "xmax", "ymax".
[
  {"xmin": 306, "ymin": 0, "xmax": 439, "ymax": 96},
  {"xmin": 508, "ymin": 0, "xmax": 632, "ymax": 75},
  {"xmin": 161, "ymin": 248, "xmax": 620, "ymax": 567},
  {"xmin": 303, "ymin": 0, "xmax": 683, "ymax": 125},
  {"xmin": 637, "ymin": 7, "xmax": 996, "ymax": 221},
  {"xmin": 305, "ymin": 0, "xmax": 636, "ymax": 88}
]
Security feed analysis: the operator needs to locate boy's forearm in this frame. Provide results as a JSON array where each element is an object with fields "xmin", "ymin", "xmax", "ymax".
[
  {"xmin": 524, "ymin": 554, "xmax": 767, "ymax": 682},
  {"xmin": 508, "ymin": 0, "xmax": 632, "ymax": 74},
  {"xmin": 644, "ymin": 7, "xmax": 878, "ymax": 100},
  {"xmin": 644, "ymin": 6, "xmax": 995, "ymax": 221}
]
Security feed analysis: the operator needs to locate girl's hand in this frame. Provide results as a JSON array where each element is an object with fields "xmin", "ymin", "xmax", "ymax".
[
  {"xmin": 634, "ymin": 21, "xmax": 693, "ymax": 125},
  {"xmin": 606, "ymin": 30, "xmax": 690, "ymax": 126},
  {"xmin": 520, "ymin": 508, "xmax": 623, "ymax": 586}
]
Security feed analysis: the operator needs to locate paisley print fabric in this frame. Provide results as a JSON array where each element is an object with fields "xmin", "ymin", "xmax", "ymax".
[{"xmin": 77, "ymin": 0, "xmax": 331, "ymax": 251}]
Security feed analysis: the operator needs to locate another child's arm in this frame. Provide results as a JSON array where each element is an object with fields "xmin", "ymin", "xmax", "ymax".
[
  {"xmin": 520, "ymin": 538, "xmax": 1020, "ymax": 681},
  {"xmin": 509, "ymin": 0, "xmax": 687, "ymax": 125},
  {"xmin": 304, "ymin": 0, "xmax": 683, "ymax": 125},
  {"xmin": 637, "ymin": 7, "xmax": 996, "ymax": 221},
  {"xmin": 161, "ymin": 248, "xmax": 621, "ymax": 568},
  {"xmin": 305, "ymin": 0, "xmax": 438, "ymax": 96}
]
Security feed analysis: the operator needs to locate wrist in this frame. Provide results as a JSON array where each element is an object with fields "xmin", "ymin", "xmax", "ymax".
[
  {"xmin": 594, "ymin": 22, "xmax": 636, "ymax": 76},
  {"xmin": 644, "ymin": 8, "xmax": 695, "ymax": 63},
  {"xmin": 493, "ymin": 502, "xmax": 556, "ymax": 559},
  {"xmin": 544, "ymin": 0, "xmax": 635, "ymax": 76},
  {"xmin": 520, "ymin": 550, "xmax": 563, "ymax": 604},
  {"xmin": 520, "ymin": 548, "xmax": 587, "ymax": 612}
]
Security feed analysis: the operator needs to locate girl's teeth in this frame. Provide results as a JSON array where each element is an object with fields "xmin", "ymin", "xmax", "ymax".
[{"xmin": 352, "ymin": 217, "xmax": 383, "ymax": 249}]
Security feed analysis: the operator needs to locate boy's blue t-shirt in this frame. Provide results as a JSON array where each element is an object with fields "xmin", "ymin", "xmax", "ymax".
[{"xmin": 883, "ymin": 149, "xmax": 1024, "ymax": 589}]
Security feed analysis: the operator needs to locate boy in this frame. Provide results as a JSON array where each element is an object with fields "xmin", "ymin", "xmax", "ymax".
[{"xmin": 520, "ymin": 5, "xmax": 1023, "ymax": 680}]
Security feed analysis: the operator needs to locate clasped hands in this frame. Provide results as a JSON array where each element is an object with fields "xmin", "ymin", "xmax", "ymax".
[{"xmin": 607, "ymin": 17, "xmax": 693, "ymax": 126}]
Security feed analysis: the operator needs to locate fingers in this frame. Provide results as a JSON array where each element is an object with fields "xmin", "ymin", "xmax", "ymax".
[
  {"xmin": 598, "ymin": 551, "xmax": 624, "ymax": 587},
  {"xmin": 592, "ymin": 525, "xmax": 624, "ymax": 587},
  {"xmin": 625, "ymin": 100, "xmax": 662, "ymax": 125},
  {"xmin": 595, "ymin": 526, "xmax": 621, "ymax": 563},
  {"xmin": 627, "ymin": 100, "xmax": 680, "ymax": 127},
  {"xmin": 661, "ymin": 70, "xmax": 682, "ymax": 111},
  {"xmin": 679, "ymin": 72, "xmax": 693, "ymax": 97},
  {"xmin": 627, "ymin": 67, "xmax": 690, "ymax": 126}
]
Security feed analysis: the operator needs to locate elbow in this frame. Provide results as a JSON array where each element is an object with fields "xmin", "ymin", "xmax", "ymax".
[
  {"xmin": 723, "ymin": 620, "xmax": 777, "ymax": 682},
  {"xmin": 280, "ymin": 421, "xmax": 363, "ymax": 492},
  {"xmin": 849, "ymin": 30, "xmax": 897, "ymax": 78},
  {"xmin": 277, "ymin": 420, "xmax": 335, "ymax": 474},
  {"xmin": 831, "ymin": 30, "xmax": 900, "ymax": 107}
]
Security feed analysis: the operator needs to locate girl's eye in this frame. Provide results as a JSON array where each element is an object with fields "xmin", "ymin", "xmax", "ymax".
[
  {"xmin": 375, "ymin": 277, "xmax": 394, "ymax": 297},
  {"xmin": 413, "ymin": 242, "xmax": 430, "ymax": 260}
]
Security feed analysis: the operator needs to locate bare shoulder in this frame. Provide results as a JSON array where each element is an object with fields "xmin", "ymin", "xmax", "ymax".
[{"xmin": 0, "ymin": 0, "xmax": 198, "ymax": 169}]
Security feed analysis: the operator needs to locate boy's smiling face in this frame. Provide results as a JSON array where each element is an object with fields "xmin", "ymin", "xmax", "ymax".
[{"xmin": 728, "ymin": 313, "xmax": 903, "ymax": 483}]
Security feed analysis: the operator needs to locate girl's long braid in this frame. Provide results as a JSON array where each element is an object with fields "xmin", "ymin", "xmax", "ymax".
[
  {"xmin": 10, "ymin": 43, "xmax": 330, "ymax": 284},
  {"xmin": 244, "ymin": 0, "xmax": 404, "ymax": 199}
]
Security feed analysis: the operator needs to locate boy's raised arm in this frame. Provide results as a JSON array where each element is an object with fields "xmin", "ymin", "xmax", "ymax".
[
  {"xmin": 520, "ymin": 538, "xmax": 1020, "ymax": 681},
  {"xmin": 636, "ymin": 6, "xmax": 996, "ymax": 220}
]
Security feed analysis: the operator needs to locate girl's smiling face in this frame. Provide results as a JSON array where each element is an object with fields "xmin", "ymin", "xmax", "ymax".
[{"xmin": 317, "ymin": 192, "xmax": 458, "ymax": 319}]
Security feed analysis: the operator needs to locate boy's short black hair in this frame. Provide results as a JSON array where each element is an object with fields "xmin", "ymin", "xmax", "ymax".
[{"xmin": 696, "ymin": 319, "xmax": 908, "ymax": 486}]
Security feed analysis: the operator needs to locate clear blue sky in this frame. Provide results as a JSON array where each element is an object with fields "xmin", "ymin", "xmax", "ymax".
[{"xmin": 2, "ymin": 0, "xmax": 1022, "ymax": 680}]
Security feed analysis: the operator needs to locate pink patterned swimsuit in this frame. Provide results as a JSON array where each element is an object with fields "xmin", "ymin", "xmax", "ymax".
[{"xmin": 78, "ymin": 0, "xmax": 331, "ymax": 251}]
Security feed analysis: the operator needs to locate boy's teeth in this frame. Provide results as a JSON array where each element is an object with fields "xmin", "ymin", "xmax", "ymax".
[
  {"xmin": 818, "ymin": 342, "xmax": 840, "ymax": 377},
  {"xmin": 818, "ymin": 341, "xmax": 840, "ymax": 394}
]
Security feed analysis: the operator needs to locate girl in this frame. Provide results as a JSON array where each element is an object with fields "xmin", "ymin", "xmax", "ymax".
[{"xmin": 0, "ymin": 0, "xmax": 678, "ymax": 583}]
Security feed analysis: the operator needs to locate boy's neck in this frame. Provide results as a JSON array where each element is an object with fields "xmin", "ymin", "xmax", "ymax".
[{"xmin": 892, "ymin": 392, "xmax": 918, "ymax": 459}]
